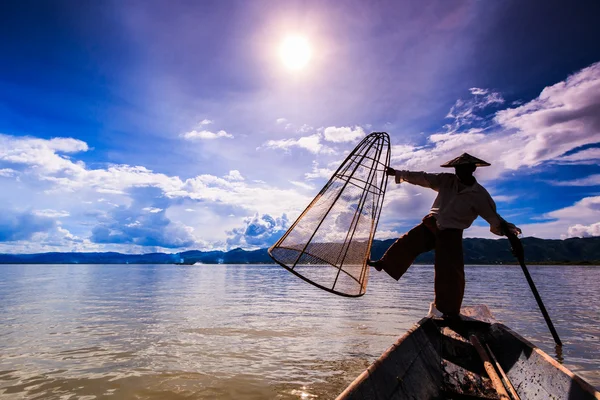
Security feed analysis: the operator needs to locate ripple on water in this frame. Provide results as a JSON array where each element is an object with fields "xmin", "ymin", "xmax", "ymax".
[{"xmin": 0, "ymin": 263, "xmax": 598, "ymax": 399}]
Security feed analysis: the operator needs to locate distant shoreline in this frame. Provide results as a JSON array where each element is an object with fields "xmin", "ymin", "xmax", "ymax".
[{"xmin": 1, "ymin": 236, "xmax": 599, "ymax": 266}]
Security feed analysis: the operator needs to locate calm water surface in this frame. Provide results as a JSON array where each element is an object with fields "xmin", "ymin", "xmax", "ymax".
[{"xmin": 0, "ymin": 264, "xmax": 598, "ymax": 399}]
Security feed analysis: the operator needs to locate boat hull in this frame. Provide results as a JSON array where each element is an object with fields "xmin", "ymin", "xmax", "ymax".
[{"xmin": 337, "ymin": 306, "xmax": 599, "ymax": 400}]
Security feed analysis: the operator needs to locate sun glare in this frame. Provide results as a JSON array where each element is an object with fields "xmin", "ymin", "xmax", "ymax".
[{"xmin": 279, "ymin": 35, "xmax": 312, "ymax": 71}]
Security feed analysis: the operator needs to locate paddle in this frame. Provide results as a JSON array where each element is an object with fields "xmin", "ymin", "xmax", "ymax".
[{"xmin": 505, "ymin": 231, "xmax": 563, "ymax": 346}]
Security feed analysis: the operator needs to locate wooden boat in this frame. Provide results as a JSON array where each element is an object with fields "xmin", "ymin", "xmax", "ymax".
[{"xmin": 337, "ymin": 305, "xmax": 600, "ymax": 400}]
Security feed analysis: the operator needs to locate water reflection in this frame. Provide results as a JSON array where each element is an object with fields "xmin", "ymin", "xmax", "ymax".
[{"xmin": 0, "ymin": 264, "xmax": 598, "ymax": 399}]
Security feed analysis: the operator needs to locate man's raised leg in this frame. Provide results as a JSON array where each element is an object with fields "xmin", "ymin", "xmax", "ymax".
[{"xmin": 372, "ymin": 222, "xmax": 435, "ymax": 280}]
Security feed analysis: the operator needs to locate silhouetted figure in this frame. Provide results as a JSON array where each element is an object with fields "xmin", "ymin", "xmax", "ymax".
[{"xmin": 370, "ymin": 153, "xmax": 521, "ymax": 316}]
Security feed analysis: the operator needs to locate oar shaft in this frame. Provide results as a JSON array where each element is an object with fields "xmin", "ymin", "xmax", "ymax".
[
  {"xmin": 517, "ymin": 257, "xmax": 563, "ymax": 346},
  {"xmin": 507, "ymin": 233, "xmax": 563, "ymax": 346},
  {"xmin": 485, "ymin": 342, "xmax": 521, "ymax": 400},
  {"xmin": 470, "ymin": 335, "xmax": 511, "ymax": 400}
]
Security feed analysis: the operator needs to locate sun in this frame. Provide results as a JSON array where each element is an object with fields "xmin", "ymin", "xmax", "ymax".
[{"xmin": 279, "ymin": 35, "xmax": 312, "ymax": 71}]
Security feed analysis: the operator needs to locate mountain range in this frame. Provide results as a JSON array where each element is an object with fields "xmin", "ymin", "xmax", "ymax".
[{"xmin": 1, "ymin": 236, "xmax": 599, "ymax": 265}]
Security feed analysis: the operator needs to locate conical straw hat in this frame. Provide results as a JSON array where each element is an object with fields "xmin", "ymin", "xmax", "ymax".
[{"xmin": 440, "ymin": 153, "xmax": 491, "ymax": 168}]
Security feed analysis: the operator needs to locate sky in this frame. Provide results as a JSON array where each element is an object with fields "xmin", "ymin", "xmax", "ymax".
[{"xmin": 1, "ymin": 0, "xmax": 599, "ymax": 254}]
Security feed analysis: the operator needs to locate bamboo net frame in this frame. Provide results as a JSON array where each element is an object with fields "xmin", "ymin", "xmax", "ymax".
[{"xmin": 268, "ymin": 132, "xmax": 391, "ymax": 297}]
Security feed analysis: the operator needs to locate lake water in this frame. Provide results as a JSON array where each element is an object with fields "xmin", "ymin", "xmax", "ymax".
[{"xmin": 0, "ymin": 264, "xmax": 598, "ymax": 399}]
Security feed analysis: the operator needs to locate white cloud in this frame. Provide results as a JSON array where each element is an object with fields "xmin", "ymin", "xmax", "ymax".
[
  {"xmin": 298, "ymin": 124, "xmax": 313, "ymax": 133},
  {"xmin": 389, "ymin": 144, "xmax": 420, "ymax": 163},
  {"xmin": 180, "ymin": 129, "xmax": 233, "ymax": 140},
  {"xmin": 96, "ymin": 188, "xmax": 126, "ymax": 194},
  {"xmin": 0, "ymin": 134, "xmax": 88, "ymax": 174},
  {"xmin": 224, "ymin": 170, "xmax": 244, "ymax": 181},
  {"xmin": 515, "ymin": 196, "xmax": 600, "ymax": 239},
  {"xmin": 373, "ymin": 229, "xmax": 402, "ymax": 240},
  {"xmin": 142, "ymin": 207, "xmax": 163, "ymax": 213},
  {"xmin": 388, "ymin": 143, "xmax": 445, "ymax": 171},
  {"xmin": 446, "ymin": 89, "xmax": 504, "ymax": 131},
  {"xmin": 469, "ymin": 87, "xmax": 489, "ymax": 96},
  {"xmin": 548, "ymin": 174, "xmax": 600, "ymax": 186},
  {"xmin": 200, "ymin": 119, "xmax": 213, "ymax": 125},
  {"xmin": 0, "ymin": 168, "xmax": 16, "ymax": 177},
  {"xmin": 428, "ymin": 129, "xmax": 486, "ymax": 153},
  {"xmin": 546, "ymin": 196, "xmax": 600, "ymax": 221},
  {"xmin": 33, "ymin": 209, "xmax": 70, "ymax": 218},
  {"xmin": 226, "ymin": 213, "xmax": 289, "ymax": 249},
  {"xmin": 42, "ymin": 164, "xmax": 182, "ymax": 194},
  {"xmin": 0, "ymin": 134, "xmax": 313, "ymax": 225},
  {"xmin": 462, "ymin": 196, "xmax": 600, "ymax": 240},
  {"xmin": 45, "ymin": 137, "xmax": 90, "ymax": 153},
  {"xmin": 386, "ymin": 62, "xmax": 600, "ymax": 183},
  {"xmin": 179, "ymin": 175, "xmax": 311, "ymax": 217},
  {"xmin": 553, "ymin": 147, "xmax": 600, "ymax": 165},
  {"xmin": 91, "ymin": 189, "xmax": 198, "ymax": 249},
  {"xmin": 305, "ymin": 160, "xmax": 335, "ymax": 180},
  {"xmin": 262, "ymin": 133, "xmax": 335, "ymax": 155},
  {"xmin": 292, "ymin": 134, "xmax": 324, "ymax": 153},
  {"xmin": 276, "ymin": 118, "xmax": 287, "ymax": 124},
  {"xmin": 493, "ymin": 62, "xmax": 600, "ymax": 169},
  {"xmin": 56, "ymin": 226, "xmax": 84, "ymax": 243},
  {"xmin": 382, "ymin": 184, "xmax": 437, "ymax": 222},
  {"xmin": 567, "ymin": 222, "xmax": 600, "ymax": 238},
  {"xmin": 323, "ymin": 126, "xmax": 366, "ymax": 143},
  {"xmin": 289, "ymin": 180, "xmax": 315, "ymax": 190},
  {"xmin": 0, "ymin": 225, "xmax": 93, "ymax": 253},
  {"xmin": 492, "ymin": 195, "xmax": 518, "ymax": 203}
]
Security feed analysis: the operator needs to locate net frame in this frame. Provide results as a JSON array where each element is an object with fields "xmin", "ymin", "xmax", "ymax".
[{"xmin": 268, "ymin": 132, "xmax": 391, "ymax": 297}]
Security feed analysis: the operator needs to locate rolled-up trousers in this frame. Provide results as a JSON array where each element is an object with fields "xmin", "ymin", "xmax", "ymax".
[{"xmin": 378, "ymin": 215, "xmax": 465, "ymax": 315}]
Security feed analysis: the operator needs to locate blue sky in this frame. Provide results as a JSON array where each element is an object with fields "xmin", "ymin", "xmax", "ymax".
[{"xmin": 1, "ymin": 0, "xmax": 600, "ymax": 253}]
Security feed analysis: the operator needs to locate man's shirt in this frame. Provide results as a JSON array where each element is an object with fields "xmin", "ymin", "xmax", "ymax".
[{"xmin": 395, "ymin": 170, "xmax": 505, "ymax": 235}]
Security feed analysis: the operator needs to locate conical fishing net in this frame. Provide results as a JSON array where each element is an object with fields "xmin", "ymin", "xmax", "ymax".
[{"xmin": 269, "ymin": 132, "xmax": 391, "ymax": 297}]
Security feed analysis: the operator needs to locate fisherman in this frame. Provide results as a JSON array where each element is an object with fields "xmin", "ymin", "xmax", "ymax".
[{"xmin": 369, "ymin": 153, "xmax": 521, "ymax": 317}]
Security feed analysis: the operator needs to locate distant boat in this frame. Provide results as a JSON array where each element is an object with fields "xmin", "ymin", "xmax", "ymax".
[
  {"xmin": 174, "ymin": 260, "xmax": 198, "ymax": 265},
  {"xmin": 337, "ymin": 305, "xmax": 599, "ymax": 400}
]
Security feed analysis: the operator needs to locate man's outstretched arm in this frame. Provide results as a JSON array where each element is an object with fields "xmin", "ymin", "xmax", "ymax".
[{"xmin": 386, "ymin": 167, "xmax": 443, "ymax": 191}]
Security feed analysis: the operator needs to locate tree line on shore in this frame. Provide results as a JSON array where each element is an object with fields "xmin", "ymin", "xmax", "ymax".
[{"xmin": 1, "ymin": 236, "xmax": 599, "ymax": 265}]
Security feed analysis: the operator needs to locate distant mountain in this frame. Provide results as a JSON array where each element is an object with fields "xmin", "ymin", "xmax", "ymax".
[
  {"xmin": 1, "ymin": 237, "xmax": 599, "ymax": 265},
  {"xmin": 371, "ymin": 236, "xmax": 600, "ymax": 265}
]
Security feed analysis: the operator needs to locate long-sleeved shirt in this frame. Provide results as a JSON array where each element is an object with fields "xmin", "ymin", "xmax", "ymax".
[{"xmin": 395, "ymin": 170, "xmax": 509, "ymax": 236}]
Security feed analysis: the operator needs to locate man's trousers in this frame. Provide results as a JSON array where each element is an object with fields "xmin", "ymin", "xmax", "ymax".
[{"xmin": 377, "ymin": 215, "xmax": 465, "ymax": 315}]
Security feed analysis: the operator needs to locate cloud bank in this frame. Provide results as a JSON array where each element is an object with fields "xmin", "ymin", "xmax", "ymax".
[{"xmin": 1, "ymin": 61, "xmax": 600, "ymax": 253}]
